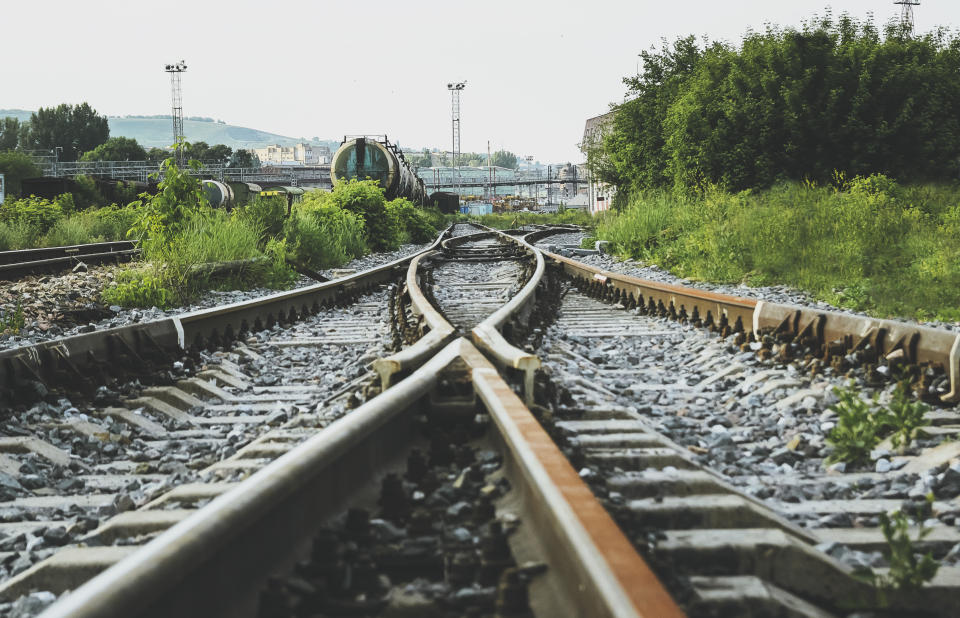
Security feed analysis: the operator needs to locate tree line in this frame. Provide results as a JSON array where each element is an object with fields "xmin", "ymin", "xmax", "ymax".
[
  {"xmin": 406, "ymin": 148, "xmax": 519, "ymax": 169},
  {"xmin": 589, "ymin": 14, "xmax": 960, "ymax": 196},
  {"xmin": 0, "ymin": 102, "xmax": 258, "ymax": 172}
]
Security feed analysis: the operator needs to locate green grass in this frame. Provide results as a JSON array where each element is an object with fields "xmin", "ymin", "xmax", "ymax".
[
  {"xmin": 0, "ymin": 200, "xmax": 138, "ymax": 251},
  {"xmin": 593, "ymin": 177, "xmax": 960, "ymax": 321}
]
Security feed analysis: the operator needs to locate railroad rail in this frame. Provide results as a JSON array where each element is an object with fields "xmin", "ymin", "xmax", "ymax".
[
  {"xmin": 0, "ymin": 242, "xmax": 138, "ymax": 281},
  {"xmin": 0, "ymin": 223, "xmax": 957, "ymax": 616}
]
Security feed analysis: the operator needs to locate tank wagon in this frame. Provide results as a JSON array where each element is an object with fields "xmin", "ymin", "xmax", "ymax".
[{"xmin": 330, "ymin": 136, "xmax": 427, "ymax": 204}]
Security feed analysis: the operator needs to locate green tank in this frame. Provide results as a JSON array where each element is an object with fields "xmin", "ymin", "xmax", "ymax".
[{"xmin": 330, "ymin": 136, "xmax": 426, "ymax": 204}]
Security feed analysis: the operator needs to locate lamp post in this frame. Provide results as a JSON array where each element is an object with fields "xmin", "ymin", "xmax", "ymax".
[{"xmin": 447, "ymin": 81, "xmax": 466, "ymax": 198}]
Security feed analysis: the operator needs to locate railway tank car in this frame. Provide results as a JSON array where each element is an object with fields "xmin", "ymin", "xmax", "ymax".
[{"xmin": 330, "ymin": 136, "xmax": 427, "ymax": 204}]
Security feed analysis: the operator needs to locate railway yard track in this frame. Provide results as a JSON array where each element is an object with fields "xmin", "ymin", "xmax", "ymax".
[
  {"xmin": 0, "ymin": 222, "xmax": 959, "ymax": 616},
  {"xmin": 0, "ymin": 242, "xmax": 138, "ymax": 281}
]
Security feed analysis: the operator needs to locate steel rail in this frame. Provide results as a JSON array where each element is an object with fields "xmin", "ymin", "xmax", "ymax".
[
  {"xmin": 468, "ymin": 227, "xmax": 545, "ymax": 404},
  {"xmin": 38, "ymin": 339, "xmax": 465, "ymax": 618},
  {"xmin": 372, "ymin": 250, "xmax": 456, "ymax": 388},
  {"xmin": 0, "ymin": 241, "xmax": 139, "ymax": 280},
  {"xmin": 462, "ymin": 341, "xmax": 683, "ymax": 618},
  {"xmin": 526, "ymin": 227, "xmax": 960, "ymax": 403},
  {"xmin": 39, "ymin": 338, "xmax": 681, "ymax": 618}
]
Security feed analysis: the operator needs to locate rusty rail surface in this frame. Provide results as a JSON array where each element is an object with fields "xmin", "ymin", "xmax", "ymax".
[
  {"xmin": 526, "ymin": 228, "xmax": 960, "ymax": 403},
  {"xmin": 38, "ymin": 338, "xmax": 679, "ymax": 618}
]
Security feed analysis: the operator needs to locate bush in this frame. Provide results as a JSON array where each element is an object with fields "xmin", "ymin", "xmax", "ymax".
[
  {"xmin": 323, "ymin": 179, "xmax": 396, "ymax": 251},
  {"xmin": 386, "ymin": 198, "xmax": 439, "ymax": 245},
  {"xmin": 234, "ymin": 195, "xmax": 286, "ymax": 244},
  {"xmin": 825, "ymin": 384, "xmax": 884, "ymax": 467},
  {"xmin": 282, "ymin": 200, "xmax": 367, "ymax": 270},
  {"xmin": 0, "ymin": 195, "xmax": 64, "ymax": 234}
]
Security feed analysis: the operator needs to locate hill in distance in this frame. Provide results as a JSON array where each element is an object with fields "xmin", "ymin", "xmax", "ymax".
[{"xmin": 0, "ymin": 109, "xmax": 340, "ymax": 152}]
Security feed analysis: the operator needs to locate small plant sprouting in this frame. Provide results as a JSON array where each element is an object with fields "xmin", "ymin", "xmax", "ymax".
[
  {"xmin": 826, "ymin": 381, "xmax": 930, "ymax": 466},
  {"xmin": 825, "ymin": 384, "xmax": 883, "ymax": 466},
  {"xmin": 0, "ymin": 302, "xmax": 25, "ymax": 334},
  {"xmin": 884, "ymin": 381, "xmax": 930, "ymax": 450},
  {"xmin": 856, "ymin": 496, "xmax": 939, "ymax": 605}
]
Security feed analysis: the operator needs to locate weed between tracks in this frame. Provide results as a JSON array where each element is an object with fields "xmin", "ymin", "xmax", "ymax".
[{"xmin": 825, "ymin": 381, "xmax": 931, "ymax": 467}]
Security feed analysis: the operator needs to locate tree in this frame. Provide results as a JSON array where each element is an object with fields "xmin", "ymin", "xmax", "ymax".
[
  {"xmin": 206, "ymin": 144, "xmax": 233, "ymax": 163},
  {"xmin": 21, "ymin": 103, "xmax": 109, "ymax": 161},
  {"xmin": 228, "ymin": 149, "xmax": 260, "ymax": 168},
  {"xmin": 0, "ymin": 152, "xmax": 41, "ymax": 197},
  {"xmin": 146, "ymin": 147, "xmax": 171, "ymax": 164},
  {"xmin": 0, "ymin": 118, "xmax": 20, "ymax": 151},
  {"xmin": 182, "ymin": 141, "xmax": 211, "ymax": 161},
  {"xmin": 80, "ymin": 136, "xmax": 147, "ymax": 162},
  {"xmin": 490, "ymin": 150, "xmax": 518, "ymax": 169}
]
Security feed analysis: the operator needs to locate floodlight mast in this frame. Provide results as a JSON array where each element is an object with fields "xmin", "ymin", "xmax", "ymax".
[
  {"xmin": 165, "ymin": 60, "xmax": 187, "ymax": 165},
  {"xmin": 447, "ymin": 81, "xmax": 466, "ymax": 197},
  {"xmin": 895, "ymin": 0, "xmax": 920, "ymax": 34}
]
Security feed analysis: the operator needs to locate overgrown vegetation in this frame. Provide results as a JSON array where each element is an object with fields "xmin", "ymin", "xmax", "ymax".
[
  {"xmin": 592, "ymin": 177, "xmax": 960, "ymax": 320},
  {"xmin": 0, "ymin": 194, "xmax": 138, "ymax": 250},
  {"xmin": 590, "ymin": 15, "xmax": 960, "ymax": 193},
  {"xmin": 99, "ymin": 166, "xmax": 443, "ymax": 308},
  {"xmin": 825, "ymin": 381, "xmax": 930, "ymax": 466},
  {"xmin": 586, "ymin": 14, "xmax": 960, "ymax": 321}
]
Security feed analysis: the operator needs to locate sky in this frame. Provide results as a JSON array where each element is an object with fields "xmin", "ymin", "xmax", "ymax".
[{"xmin": 3, "ymin": 1, "xmax": 960, "ymax": 163}]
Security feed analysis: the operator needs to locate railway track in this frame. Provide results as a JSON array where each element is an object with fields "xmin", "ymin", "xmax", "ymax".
[
  {"xmin": 0, "ymin": 222, "xmax": 958, "ymax": 616},
  {"xmin": 0, "ymin": 242, "xmax": 138, "ymax": 281}
]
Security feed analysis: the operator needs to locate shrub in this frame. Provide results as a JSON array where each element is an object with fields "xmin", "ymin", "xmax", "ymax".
[
  {"xmin": 386, "ymin": 198, "xmax": 439, "ymax": 245},
  {"xmin": 282, "ymin": 201, "xmax": 366, "ymax": 270},
  {"xmin": 234, "ymin": 195, "xmax": 286, "ymax": 244},
  {"xmin": 323, "ymin": 179, "xmax": 396, "ymax": 251},
  {"xmin": 0, "ymin": 195, "xmax": 64, "ymax": 235},
  {"xmin": 0, "ymin": 302, "xmax": 25, "ymax": 334}
]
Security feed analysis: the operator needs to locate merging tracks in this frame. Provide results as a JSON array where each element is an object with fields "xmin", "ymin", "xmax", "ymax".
[{"xmin": 0, "ymin": 223, "xmax": 958, "ymax": 616}]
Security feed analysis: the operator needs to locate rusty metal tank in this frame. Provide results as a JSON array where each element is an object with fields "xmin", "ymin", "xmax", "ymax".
[{"xmin": 330, "ymin": 136, "xmax": 426, "ymax": 204}]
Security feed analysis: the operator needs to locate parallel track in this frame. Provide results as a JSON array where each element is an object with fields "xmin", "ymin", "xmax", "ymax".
[{"xmin": 0, "ymin": 242, "xmax": 138, "ymax": 280}]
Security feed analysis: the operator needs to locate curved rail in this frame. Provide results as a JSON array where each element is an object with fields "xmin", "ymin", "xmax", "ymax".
[
  {"xmin": 372, "ymin": 250, "xmax": 456, "ymax": 388},
  {"xmin": 470, "ymin": 227, "xmax": 545, "ymax": 404}
]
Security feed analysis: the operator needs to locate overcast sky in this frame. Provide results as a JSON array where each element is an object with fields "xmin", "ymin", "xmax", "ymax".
[{"xmin": 3, "ymin": 1, "xmax": 960, "ymax": 162}]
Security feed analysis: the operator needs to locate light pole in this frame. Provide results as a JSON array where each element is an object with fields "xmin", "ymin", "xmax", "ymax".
[{"xmin": 447, "ymin": 81, "xmax": 466, "ymax": 198}]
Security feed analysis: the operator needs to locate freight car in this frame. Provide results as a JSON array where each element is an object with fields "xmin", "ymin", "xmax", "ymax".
[
  {"xmin": 428, "ymin": 191, "xmax": 460, "ymax": 214},
  {"xmin": 330, "ymin": 136, "xmax": 427, "ymax": 204}
]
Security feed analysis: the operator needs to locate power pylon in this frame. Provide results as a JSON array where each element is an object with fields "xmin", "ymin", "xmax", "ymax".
[
  {"xmin": 895, "ymin": 0, "xmax": 920, "ymax": 34},
  {"xmin": 165, "ymin": 60, "xmax": 187, "ymax": 165}
]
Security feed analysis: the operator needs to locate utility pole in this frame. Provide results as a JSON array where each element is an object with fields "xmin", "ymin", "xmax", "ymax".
[
  {"xmin": 447, "ymin": 81, "xmax": 466, "ymax": 198},
  {"xmin": 895, "ymin": 0, "xmax": 919, "ymax": 34},
  {"xmin": 165, "ymin": 60, "xmax": 187, "ymax": 165}
]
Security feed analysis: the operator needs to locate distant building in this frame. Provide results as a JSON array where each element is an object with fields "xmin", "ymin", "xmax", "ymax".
[
  {"xmin": 254, "ymin": 143, "xmax": 330, "ymax": 166},
  {"xmin": 581, "ymin": 112, "xmax": 616, "ymax": 215}
]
